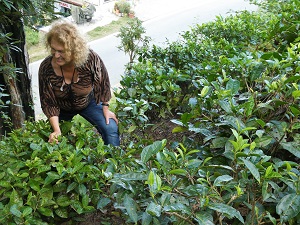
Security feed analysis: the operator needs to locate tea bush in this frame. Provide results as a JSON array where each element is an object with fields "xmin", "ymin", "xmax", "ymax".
[
  {"xmin": 114, "ymin": 0, "xmax": 300, "ymax": 224},
  {"xmin": 1, "ymin": 0, "xmax": 300, "ymax": 224},
  {"xmin": 0, "ymin": 119, "xmax": 124, "ymax": 224}
]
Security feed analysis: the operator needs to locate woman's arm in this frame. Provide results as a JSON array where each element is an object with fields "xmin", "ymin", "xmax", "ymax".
[
  {"xmin": 38, "ymin": 57, "xmax": 60, "ymax": 118},
  {"xmin": 48, "ymin": 116, "xmax": 61, "ymax": 143},
  {"xmin": 38, "ymin": 58, "xmax": 62, "ymax": 143},
  {"xmin": 90, "ymin": 50, "xmax": 112, "ymax": 104}
]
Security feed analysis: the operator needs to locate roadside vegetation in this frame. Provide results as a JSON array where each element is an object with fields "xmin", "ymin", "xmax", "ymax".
[{"xmin": 1, "ymin": 0, "xmax": 300, "ymax": 224}]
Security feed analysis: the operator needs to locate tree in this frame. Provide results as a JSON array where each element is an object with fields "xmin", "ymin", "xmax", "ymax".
[
  {"xmin": 0, "ymin": 0, "xmax": 56, "ymax": 135},
  {"xmin": 117, "ymin": 18, "xmax": 151, "ymax": 65}
]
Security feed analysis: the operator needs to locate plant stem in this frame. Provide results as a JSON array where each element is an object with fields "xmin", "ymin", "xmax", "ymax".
[{"xmin": 165, "ymin": 212, "xmax": 195, "ymax": 225}]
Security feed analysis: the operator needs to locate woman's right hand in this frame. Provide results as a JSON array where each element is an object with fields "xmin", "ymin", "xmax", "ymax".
[
  {"xmin": 48, "ymin": 131, "xmax": 61, "ymax": 143},
  {"xmin": 48, "ymin": 116, "xmax": 61, "ymax": 143}
]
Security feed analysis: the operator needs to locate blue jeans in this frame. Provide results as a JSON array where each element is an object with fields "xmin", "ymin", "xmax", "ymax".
[{"xmin": 59, "ymin": 99, "xmax": 120, "ymax": 146}]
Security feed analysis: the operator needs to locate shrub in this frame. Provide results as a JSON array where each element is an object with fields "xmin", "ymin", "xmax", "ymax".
[
  {"xmin": 114, "ymin": 0, "xmax": 300, "ymax": 223},
  {"xmin": 0, "ymin": 119, "xmax": 121, "ymax": 224},
  {"xmin": 114, "ymin": 0, "xmax": 131, "ymax": 14},
  {"xmin": 25, "ymin": 26, "xmax": 41, "ymax": 47},
  {"xmin": 1, "ymin": 0, "xmax": 300, "ymax": 224},
  {"xmin": 117, "ymin": 18, "xmax": 151, "ymax": 64}
]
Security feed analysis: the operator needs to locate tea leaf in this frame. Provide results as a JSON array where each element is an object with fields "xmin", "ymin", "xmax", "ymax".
[
  {"xmin": 22, "ymin": 206, "xmax": 33, "ymax": 217},
  {"xmin": 67, "ymin": 182, "xmax": 78, "ymax": 193},
  {"xmin": 124, "ymin": 195, "xmax": 138, "ymax": 223},
  {"xmin": 0, "ymin": 180, "xmax": 11, "ymax": 188},
  {"xmin": 195, "ymin": 211, "xmax": 214, "ymax": 225},
  {"xmin": 10, "ymin": 204, "xmax": 22, "ymax": 218},
  {"xmin": 55, "ymin": 208, "xmax": 68, "ymax": 218},
  {"xmin": 57, "ymin": 195, "xmax": 72, "ymax": 207},
  {"xmin": 141, "ymin": 140, "xmax": 165, "ymax": 163},
  {"xmin": 213, "ymin": 175, "xmax": 233, "ymax": 186},
  {"xmin": 82, "ymin": 195, "xmax": 89, "ymax": 208},
  {"xmin": 168, "ymin": 169, "xmax": 187, "ymax": 176},
  {"xmin": 71, "ymin": 200, "xmax": 84, "ymax": 214},
  {"xmin": 97, "ymin": 197, "xmax": 111, "ymax": 209},
  {"xmin": 208, "ymin": 203, "xmax": 244, "ymax": 223},
  {"xmin": 142, "ymin": 212, "xmax": 152, "ymax": 225},
  {"xmin": 38, "ymin": 207, "xmax": 54, "ymax": 217},
  {"xmin": 242, "ymin": 158, "xmax": 260, "ymax": 183},
  {"xmin": 146, "ymin": 202, "xmax": 161, "ymax": 217},
  {"xmin": 281, "ymin": 142, "xmax": 300, "ymax": 158},
  {"xmin": 78, "ymin": 184, "xmax": 87, "ymax": 196},
  {"xmin": 276, "ymin": 193, "xmax": 300, "ymax": 222}
]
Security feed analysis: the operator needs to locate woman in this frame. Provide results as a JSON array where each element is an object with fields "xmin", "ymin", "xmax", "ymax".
[{"xmin": 38, "ymin": 21, "xmax": 120, "ymax": 146}]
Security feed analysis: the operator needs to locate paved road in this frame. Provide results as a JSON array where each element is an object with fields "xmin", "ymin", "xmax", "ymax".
[{"xmin": 30, "ymin": 0, "xmax": 257, "ymax": 119}]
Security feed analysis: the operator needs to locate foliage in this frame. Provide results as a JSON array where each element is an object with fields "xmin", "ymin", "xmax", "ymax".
[
  {"xmin": 116, "ymin": 2, "xmax": 300, "ymax": 156},
  {"xmin": 0, "ymin": 118, "xmax": 125, "ymax": 224},
  {"xmin": 1, "ymin": 0, "xmax": 300, "ymax": 224},
  {"xmin": 117, "ymin": 18, "xmax": 151, "ymax": 64},
  {"xmin": 0, "ymin": 0, "xmax": 57, "ymax": 29},
  {"xmin": 24, "ymin": 26, "xmax": 40, "ymax": 47},
  {"xmin": 249, "ymin": 0, "xmax": 300, "ymax": 51},
  {"xmin": 0, "ymin": 30, "xmax": 25, "ymax": 133},
  {"xmin": 1, "ymin": 120, "xmax": 299, "ymax": 224},
  {"xmin": 0, "ymin": 0, "xmax": 59, "ymax": 134},
  {"xmin": 110, "ymin": 138, "xmax": 300, "ymax": 225},
  {"xmin": 114, "ymin": 0, "xmax": 131, "ymax": 14},
  {"xmin": 114, "ymin": 0, "xmax": 300, "ymax": 223}
]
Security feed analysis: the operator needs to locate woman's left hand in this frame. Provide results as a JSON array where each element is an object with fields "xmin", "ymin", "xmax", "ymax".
[{"xmin": 102, "ymin": 106, "xmax": 118, "ymax": 125}]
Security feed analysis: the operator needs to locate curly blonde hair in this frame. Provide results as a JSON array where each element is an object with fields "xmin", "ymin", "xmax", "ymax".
[{"xmin": 45, "ymin": 20, "xmax": 89, "ymax": 67}]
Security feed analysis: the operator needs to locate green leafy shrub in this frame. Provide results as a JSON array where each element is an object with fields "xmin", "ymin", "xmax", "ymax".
[
  {"xmin": 116, "ymin": 1, "xmax": 300, "ymax": 157},
  {"xmin": 117, "ymin": 18, "xmax": 151, "ymax": 64},
  {"xmin": 25, "ymin": 26, "xmax": 40, "ymax": 47},
  {"xmin": 108, "ymin": 137, "xmax": 300, "ymax": 224},
  {"xmin": 115, "ymin": 10, "xmax": 269, "ymax": 138},
  {"xmin": 1, "ymin": 120, "xmax": 299, "ymax": 224},
  {"xmin": 0, "ymin": 119, "xmax": 123, "ymax": 224},
  {"xmin": 114, "ymin": 0, "xmax": 131, "ymax": 14},
  {"xmin": 2, "ymin": 0, "xmax": 300, "ymax": 224},
  {"xmin": 114, "ymin": 0, "xmax": 300, "ymax": 224},
  {"xmin": 250, "ymin": 0, "xmax": 300, "ymax": 51}
]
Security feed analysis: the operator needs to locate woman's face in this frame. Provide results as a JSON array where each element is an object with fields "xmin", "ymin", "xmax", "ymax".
[{"xmin": 50, "ymin": 39, "xmax": 72, "ymax": 66}]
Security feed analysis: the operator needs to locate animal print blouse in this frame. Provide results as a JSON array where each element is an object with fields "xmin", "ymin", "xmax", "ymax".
[{"xmin": 38, "ymin": 49, "xmax": 111, "ymax": 119}]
